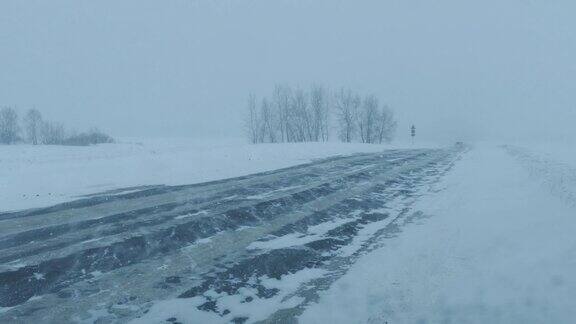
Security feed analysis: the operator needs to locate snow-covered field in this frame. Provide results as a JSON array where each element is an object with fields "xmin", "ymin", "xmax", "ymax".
[
  {"xmin": 0, "ymin": 138, "xmax": 432, "ymax": 213},
  {"xmin": 300, "ymin": 144, "xmax": 576, "ymax": 323}
]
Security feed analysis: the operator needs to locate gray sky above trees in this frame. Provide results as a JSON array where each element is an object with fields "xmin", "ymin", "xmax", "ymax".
[{"xmin": 1, "ymin": 0, "xmax": 575, "ymax": 142}]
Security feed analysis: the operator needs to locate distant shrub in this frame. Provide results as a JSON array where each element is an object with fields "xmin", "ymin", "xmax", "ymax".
[
  {"xmin": 63, "ymin": 129, "xmax": 114, "ymax": 146},
  {"xmin": 0, "ymin": 106, "xmax": 115, "ymax": 146}
]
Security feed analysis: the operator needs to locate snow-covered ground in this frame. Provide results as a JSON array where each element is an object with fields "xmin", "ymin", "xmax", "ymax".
[
  {"xmin": 0, "ymin": 138, "xmax": 435, "ymax": 213},
  {"xmin": 4, "ymin": 139, "xmax": 574, "ymax": 323},
  {"xmin": 518, "ymin": 141, "xmax": 576, "ymax": 168},
  {"xmin": 300, "ymin": 144, "xmax": 576, "ymax": 323}
]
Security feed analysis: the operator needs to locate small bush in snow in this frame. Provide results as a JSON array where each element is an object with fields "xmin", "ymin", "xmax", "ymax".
[{"xmin": 63, "ymin": 129, "xmax": 114, "ymax": 146}]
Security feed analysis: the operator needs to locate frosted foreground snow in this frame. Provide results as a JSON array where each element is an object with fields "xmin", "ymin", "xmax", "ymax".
[
  {"xmin": 300, "ymin": 145, "xmax": 576, "ymax": 324},
  {"xmin": 0, "ymin": 139, "xmax": 413, "ymax": 212}
]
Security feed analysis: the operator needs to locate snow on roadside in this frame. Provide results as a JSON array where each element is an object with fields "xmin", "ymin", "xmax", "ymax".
[
  {"xmin": 517, "ymin": 141, "xmax": 576, "ymax": 169},
  {"xmin": 0, "ymin": 138, "xmax": 433, "ymax": 212},
  {"xmin": 505, "ymin": 145, "xmax": 576, "ymax": 207},
  {"xmin": 299, "ymin": 145, "xmax": 576, "ymax": 324}
]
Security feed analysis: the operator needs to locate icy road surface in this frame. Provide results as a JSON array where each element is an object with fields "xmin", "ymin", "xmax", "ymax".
[{"xmin": 0, "ymin": 147, "xmax": 461, "ymax": 323}]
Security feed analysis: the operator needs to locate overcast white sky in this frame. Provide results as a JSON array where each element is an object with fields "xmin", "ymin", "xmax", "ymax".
[{"xmin": 1, "ymin": 0, "xmax": 575, "ymax": 142}]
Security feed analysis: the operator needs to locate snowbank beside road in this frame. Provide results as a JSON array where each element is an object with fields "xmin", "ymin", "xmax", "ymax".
[
  {"xmin": 0, "ymin": 138, "xmax": 430, "ymax": 212},
  {"xmin": 522, "ymin": 142, "xmax": 576, "ymax": 168},
  {"xmin": 300, "ymin": 145, "xmax": 576, "ymax": 323},
  {"xmin": 505, "ymin": 145, "xmax": 576, "ymax": 207}
]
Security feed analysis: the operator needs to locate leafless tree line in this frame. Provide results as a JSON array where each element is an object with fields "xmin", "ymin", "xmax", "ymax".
[
  {"xmin": 0, "ymin": 107, "xmax": 113, "ymax": 146},
  {"xmin": 246, "ymin": 84, "xmax": 396, "ymax": 144},
  {"xmin": 247, "ymin": 85, "xmax": 330, "ymax": 144}
]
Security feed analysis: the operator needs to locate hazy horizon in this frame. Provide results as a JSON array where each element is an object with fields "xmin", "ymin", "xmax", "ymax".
[{"xmin": 1, "ymin": 0, "xmax": 575, "ymax": 143}]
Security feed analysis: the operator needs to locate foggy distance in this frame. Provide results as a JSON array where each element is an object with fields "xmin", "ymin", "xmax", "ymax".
[
  {"xmin": 2, "ymin": 0, "xmax": 575, "ymax": 142},
  {"xmin": 1, "ymin": 1, "xmax": 576, "ymax": 324}
]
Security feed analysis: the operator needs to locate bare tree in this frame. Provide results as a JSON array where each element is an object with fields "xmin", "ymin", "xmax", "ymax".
[
  {"xmin": 310, "ymin": 85, "xmax": 329, "ymax": 142},
  {"xmin": 358, "ymin": 95, "xmax": 379, "ymax": 143},
  {"xmin": 244, "ymin": 84, "xmax": 393, "ymax": 145},
  {"xmin": 24, "ymin": 108, "xmax": 43, "ymax": 145},
  {"xmin": 320, "ymin": 90, "xmax": 331, "ymax": 142},
  {"xmin": 0, "ymin": 107, "xmax": 20, "ymax": 144},
  {"xmin": 272, "ymin": 85, "xmax": 292, "ymax": 143},
  {"xmin": 290, "ymin": 88, "xmax": 310, "ymax": 142},
  {"xmin": 40, "ymin": 121, "xmax": 65, "ymax": 145},
  {"xmin": 376, "ymin": 105, "xmax": 397, "ymax": 144},
  {"xmin": 334, "ymin": 88, "xmax": 360, "ymax": 143},
  {"xmin": 260, "ymin": 97, "xmax": 277, "ymax": 143},
  {"xmin": 245, "ymin": 93, "xmax": 259, "ymax": 144}
]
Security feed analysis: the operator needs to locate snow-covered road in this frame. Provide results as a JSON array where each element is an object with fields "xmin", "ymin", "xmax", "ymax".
[
  {"xmin": 301, "ymin": 145, "xmax": 576, "ymax": 324},
  {"xmin": 0, "ymin": 146, "xmax": 461, "ymax": 323}
]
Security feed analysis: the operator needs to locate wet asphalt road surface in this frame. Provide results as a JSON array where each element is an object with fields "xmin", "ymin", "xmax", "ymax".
[{"xmin": 0, "ymin": 147, "xmax": 463, "ymax": 323}]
